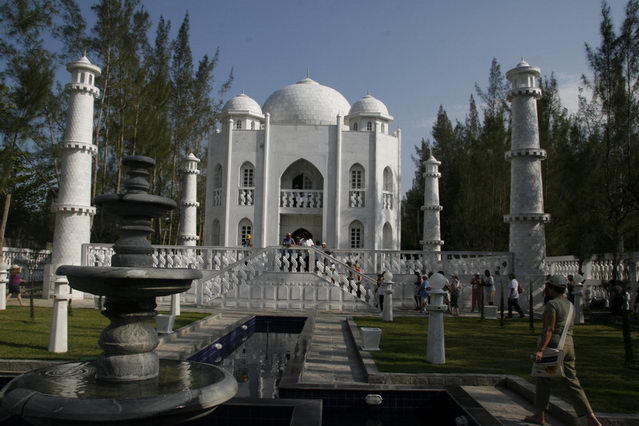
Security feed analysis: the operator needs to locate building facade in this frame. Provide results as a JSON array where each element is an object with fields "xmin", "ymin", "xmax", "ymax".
[{"xmin": 203, "ymin": 77, "xmax": 401, "ymax": 249}]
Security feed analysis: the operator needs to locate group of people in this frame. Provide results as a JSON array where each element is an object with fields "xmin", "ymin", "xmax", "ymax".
[
  {"xmin": 281, "ymin": 232, "xmax": 317, "ymax": 248},
  {"xmin": 469, "ymin": 270, "xmax": 527, "ymax": 318},
  {"xmin": 412, "ymin": 271, "xmax": 462, "ymax": 316}
]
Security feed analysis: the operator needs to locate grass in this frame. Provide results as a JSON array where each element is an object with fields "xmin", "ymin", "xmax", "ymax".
[
  {"xmin": 0, "ymin": 306, "xmax": 209, "ymax": 360},
  {"xmin": 354, "ymin": 316, "xmax": 639, "ymax": 414}
]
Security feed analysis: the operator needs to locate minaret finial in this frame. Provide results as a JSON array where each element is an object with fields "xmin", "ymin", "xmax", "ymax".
[
  {"xmin": 83, "ymin": 49, "xmax": 87, "ymax": 58},
  {"xmin": 306, "ymin": 66, "xmax": 310, "ymax": 79}
]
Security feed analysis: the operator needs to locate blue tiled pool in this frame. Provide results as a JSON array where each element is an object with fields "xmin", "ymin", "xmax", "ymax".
[{"xmin": 189, "ymin": 316, "xmax": 307, "ymax": 399}]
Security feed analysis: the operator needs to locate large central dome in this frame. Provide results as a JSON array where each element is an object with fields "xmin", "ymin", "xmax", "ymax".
[{"xmin": 263, "ymin": 78, "xmax": 350, "ymax": 125}]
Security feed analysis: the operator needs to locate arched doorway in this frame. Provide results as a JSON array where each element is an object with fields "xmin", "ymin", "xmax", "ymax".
[
  {"xmin": 383, "ymin": 222, "xmax": 393, "ymax": 249},
  {"xmin": 279, "ymin": 159, "xmax": 324, "ymax": 245},
  {"xmin": 292, "ymin": 228, "xmax": 313, "ymax": 242}
]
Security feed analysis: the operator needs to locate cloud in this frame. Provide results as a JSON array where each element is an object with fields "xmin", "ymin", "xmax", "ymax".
[{"xmin": 555, "ymin": 73, "xmax": 583, "ymax": 114}]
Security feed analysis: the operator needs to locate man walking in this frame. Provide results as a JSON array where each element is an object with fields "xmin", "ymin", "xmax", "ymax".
[{"xmin": 507, "ymin": 273, "xmax": 525, "ymax": 318}]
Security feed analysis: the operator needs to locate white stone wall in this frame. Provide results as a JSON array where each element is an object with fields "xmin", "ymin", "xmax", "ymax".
[{"xmin": 204, "ymin": 120, "xmax": 401, "ymax": 250}]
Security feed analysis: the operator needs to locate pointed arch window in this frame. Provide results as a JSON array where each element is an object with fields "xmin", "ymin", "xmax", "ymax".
[
  {"xmin": 353, "ymin": 122, "xmax": 358, "ymax": 131},
  {"xmin": 238, "ymin": 218, "xmax": 253, "ymax": 246},
  {"xmin": 383, "ymin": 166, "xmax": 393, "ymax": 210},
  {"xmin": 349, "ymin": 164, "xmax": 365, "ymax": 208},
  {"xmin": 235, "ymin": 120, "xmax": 242, "ymax": 129},
  {"xmin": 239, "ymin": 162, "xmax": 255, "ymax": 206},
  {"xmin": 366, "ymin": 121, "xmax": 373, "ymax": 131},
  {"xmin": 212, "ymin": 164, "xmax": 223, "ymax": 207},
  {"xmin": 349, "ymin": 220, "xmax": 364, "ymax": 249}
]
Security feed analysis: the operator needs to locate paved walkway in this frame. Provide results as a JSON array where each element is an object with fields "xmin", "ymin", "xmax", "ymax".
[{"xmin": 301, "ymin": 313, "xmax": 367, "ymax": 384}]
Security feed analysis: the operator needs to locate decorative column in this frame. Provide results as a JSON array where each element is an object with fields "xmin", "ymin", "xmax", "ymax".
[
  {"xmin": 334, "ymin": 115, "xmax": 343, "ymax": 248},
  {"xmin": 504, "ymin": 59, "xmax": 550, "ymax": 277},
  {"xmin": 382, "ymin": 271, "xmax": 394, "ymax": 322},
  {"xmin": 426, "ymin": 272, "xmax": 448, "ymax": 364},
  {"xmin": 260, "ymin": 113, "xmax": 271, "ymax": 248},
  {"xmin": 173, "ymin": 153, "xmax": 200, "ymax": 316},
  {"xmin": 421, "ymin": 155, "xmax": 444, "ymax": 263},
  {"xmin": 223, "ymin": 119, "xmax": 233, "ymax": 246},
  {"xmin": 47, "ymin": 56, "xmax": 100, "ymax": 353}
]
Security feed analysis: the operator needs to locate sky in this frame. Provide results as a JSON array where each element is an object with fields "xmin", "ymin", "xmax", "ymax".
[{"xmin": 77, "ymin": 0, "xmax": 628, "ymax": 193}]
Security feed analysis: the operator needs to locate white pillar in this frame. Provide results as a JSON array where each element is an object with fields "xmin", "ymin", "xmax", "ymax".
[
  {"xmin": 48, "ymin": 56, "xmax": 100, "ymax": 353},
  {"xmin": 178, "ymin": 153, "xmax": 200, "ymax": 246},
  {"xmin": 396, "ymin": 129, "xmax": 402, "ymax": 250},
  {"xmin": 426, "ymin": 272, "xmax": 448, "ymax": 364},
  {"xmin": 174, "ymin": 153, "xmax": 200, "ymax": 316},
  {"xmin": 382, "ymin": 271, "xmax": 394, "ymax": 322},
  {"xmin": 504, "ymin": 59, "xmax": 550, "ymax": 276},
  {"xmin": 223, "ymin": 119, "xmax": 233, "ymax": 246},
  {"xmin": 47, "ymin": 56, "xmax": 101, "ymax": 303},
  {"xmin": 260, "ymin": 113, "xmax": 271, "ymax": 248},
  {"xmin": 334, "ymin": 115, "xmax": 343, "ymax": 248},
  {"xmin": 0, "ymin": 265, "xmax": 7, "ymax": 310},
  {"xmin": 421, "ymin": 155, "xmax": 444, "ymax": 257},
  {"xmin": 48, "ymin": 277, "xmax": 70, "ymax": 352}
]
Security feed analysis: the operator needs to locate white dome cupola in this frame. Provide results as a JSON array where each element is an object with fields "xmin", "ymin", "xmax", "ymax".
[
  {"xmin": 347, "ymin": 94, "xmax": 393, "ymax": 134},
  {"xmin": 262, "ymin": 77, "xmax": 350, "ymax": 126},
  {"xmin": 222, "ymin": 93, "xmax": 264, "ymax": 130}
]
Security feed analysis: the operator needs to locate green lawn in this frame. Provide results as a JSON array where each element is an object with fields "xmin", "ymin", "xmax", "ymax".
[
  {"xmin": 355, "ymin": 316, "xmax": 639, "ymax": 414},
  {"xmin": 0, "ymin": 306, "xmax": 209, "ymax": 360}
]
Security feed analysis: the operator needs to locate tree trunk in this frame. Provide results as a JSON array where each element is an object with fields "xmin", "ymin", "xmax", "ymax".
[{"xmin": 0, "ymin": 193, "xmax": 12, "ymax": 264}]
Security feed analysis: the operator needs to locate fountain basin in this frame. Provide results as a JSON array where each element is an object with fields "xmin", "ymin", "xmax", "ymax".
[
  {"xmin": 1, "ymin": 360, "xmax": 238, "ymax": 426},
  {"xmin": 57, "ymin": 266, "xmax": 201, "ymax": 299}
]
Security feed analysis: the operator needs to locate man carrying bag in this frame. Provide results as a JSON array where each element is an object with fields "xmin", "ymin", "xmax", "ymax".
[{"xmin": 524, "ymin": 275, "xmax": 601, "ymax": 426}]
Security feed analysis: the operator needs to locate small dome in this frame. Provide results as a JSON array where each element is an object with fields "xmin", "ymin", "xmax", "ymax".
[
  {"xmin": 222, "ymin": 93, "xmax": 263, "ymax": 116},
  {"xmin": 263, "ymin": 78, "xmax": 350, "ymax": 125},
  {"xmin": 349, "ymin": 94, "xmax": 390, "ymax": 117},
  {"xmin": 516, "ymin": 58, "xmax": 530, "ymax": 68}
]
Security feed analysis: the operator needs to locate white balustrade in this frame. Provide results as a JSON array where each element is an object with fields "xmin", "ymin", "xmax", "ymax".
[
  {"xmin": 382, "ymin": 192, "xmax": 393, "ymax": 210},
  {"xmin": 238, "ymin": 188, "xmax": 255, "ymax": 206},
  {"xmin": 1, "ymin": 247, "xmax": 51, "ymax": 281},
  {"xmin": 211, "ymin": 189, "xmax": 222, "ymax": 207},
  {"xmin": 348, "ymin": 190, "xmax": 365, "ymax": 208},
  {"xmin": 279, "ymin": 190, "xmax": 323, "ymax": 209}
]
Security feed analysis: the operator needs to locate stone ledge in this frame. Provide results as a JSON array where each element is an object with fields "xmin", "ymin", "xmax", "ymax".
[
  {"xmin": 157, "ymin": 312, "xmax": 222, "ymax": 346},
  {"xmin": 0, "ymin": 359, "xmax": 65, "ymax": 375}
]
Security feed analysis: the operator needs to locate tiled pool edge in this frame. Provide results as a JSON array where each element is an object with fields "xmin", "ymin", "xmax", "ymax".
[
  {"xmin": 347, "ymin": 319, "xmax": 639, "ymax": 426},
  {"xmin": 157, "ymin": 312, "xmax": 222, "ymax": 346}
]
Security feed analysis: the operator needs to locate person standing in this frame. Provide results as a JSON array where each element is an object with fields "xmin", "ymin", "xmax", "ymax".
[
  {"xmin": 7, "ymin": 265, "xmax": 24, "ymax": 306},
  {"xmin": 413, "ymin": 271, "xmax": 422, "ymax": 311},
  {"xmin": 450, "ymin": 275, "xmax": 461, "ymax": 316},
  {"xmin": 525, "ymin": 275, "xmax": 601, "ymax": 426},
  {"xmin": 376, "ymin": 273, "xmax": 385, "ymax": 312},
  {"xmin": 419, "ymin": 274, "xmax": 431, "ymax": 313},
  {"xmin": 470, "ymin": 274, "xmax": 481, "ymax": 312},
  {"xmin": 482, "ymin": 270, "xmax": 495, "ymax": 305},
  {"xmin": 507, "ymin": 273, "xmax": 525, "ymax": 318}
]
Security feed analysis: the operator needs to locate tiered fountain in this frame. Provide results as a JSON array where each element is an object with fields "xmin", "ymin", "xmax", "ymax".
[{"xmin": 1, "ymin": 156, "xmax": 237, "ymax": 425}]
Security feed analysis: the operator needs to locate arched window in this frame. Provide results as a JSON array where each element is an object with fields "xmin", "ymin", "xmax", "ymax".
[
  {"xmin": 240, "ymin": 162, "xmax": 254, "ymax": 188},
  {"xmin": 235, "ymin": 120, "xmax": 242, "ymax": 129},
  {"xmin": 381, "ymin": 123, "xmax": 385, "ymax": 133},
  {"xmin": 383, "ymin": 167, "xmax": 393, "ymax": 192},
  {"xmin": 383, "ymin": 222, "xmax": 393, "ymax": 249},
  {"xmin": 366, "ymin": 121, "xmax": 373, "ymax": 131},
  {"xmin": 349, "ymin": 164, "xmax": 365, "ymax": 208},
  {"xmin": 251, "ymin": 121, "xmax": 255, "ymax": 130},
  {"xmin": 80, "ymin": 72, "xmax": 86, "ymax": 83},
  {"xmin": 212, "ymin": 219, "xmax": 221, "ymax": 246},
  {"xmin": 353, "ymin": 122, "xmax": 358, "ymax": 131},
  {"xmin": 238, "ymin": 218, "xmax": 253, "ymax": 246},
  {"xmin": 89, "ymin": 74, "xmax": 93, "ymax": 85},
  {"xmin": 349, "ymin": 220, "xmax": 364, "ymax": 249},
  {"xmin": 350, "ymin": 164, "xmax": 364, "ymax": 190},
  {"xmin": 214, "ymin": 164, "xmax": 223, "ymax": 188}
]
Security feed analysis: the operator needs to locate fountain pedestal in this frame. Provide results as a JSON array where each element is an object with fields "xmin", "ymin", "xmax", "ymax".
[{"xmin": 1, "ymin": 156, "xmax": 238, "ymax": 425}]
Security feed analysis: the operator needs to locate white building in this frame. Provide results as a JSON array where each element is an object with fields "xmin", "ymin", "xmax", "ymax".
[{"xmin": 203, "ymin": 77, "xmax": 401, "ymax": 250}]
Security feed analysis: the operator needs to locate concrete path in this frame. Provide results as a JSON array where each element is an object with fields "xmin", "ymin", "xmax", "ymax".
[{"xmin": 301, "ymin": 313, "xmax": 367, "ymax": 384}]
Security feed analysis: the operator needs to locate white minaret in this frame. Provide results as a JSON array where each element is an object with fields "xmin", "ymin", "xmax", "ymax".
[
  {"xmin": 421, "ymin": 154, "xmax": 444, "ymax": 254},
  {"xmin": 48, "ymin": 55, "xmax": 100, "ymax": 352},
  {"xmin": 504, "ymin": 59, "xmax": 550, "ymax": 277},
  {"xmin": 172, "ymin": 153, "xmax": 200, "ymax": 316},
  {"xmin": 178, "ymin": 153, "xmax": 201, "ymax": 246}
]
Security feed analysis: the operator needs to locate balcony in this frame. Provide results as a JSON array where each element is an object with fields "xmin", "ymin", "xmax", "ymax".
[{"xmin": 280, "ymin": 189, "xmax": 323, "ymax": 212}]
